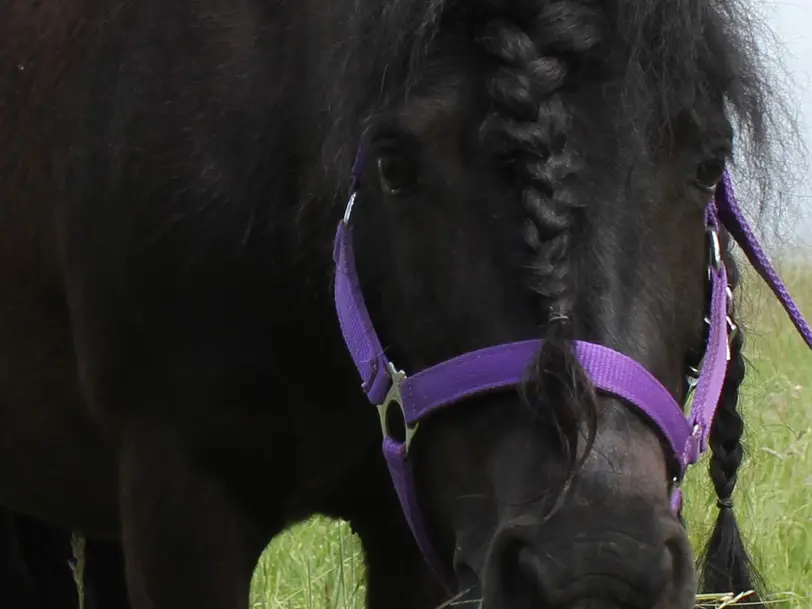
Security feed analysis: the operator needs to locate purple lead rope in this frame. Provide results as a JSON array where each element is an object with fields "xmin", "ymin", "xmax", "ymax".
[
  {"xmin": 715, "ymin": 173, "xmax": 812, "ymax": 348},
  {"xmin": 332, "ymin": 169, "xmax": 812, "ymax": 590}
]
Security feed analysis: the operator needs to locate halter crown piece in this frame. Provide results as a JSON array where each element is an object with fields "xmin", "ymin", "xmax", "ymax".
[{"xmin": 332, "ymin": 153, "xmax": 812, "ymax": 589}]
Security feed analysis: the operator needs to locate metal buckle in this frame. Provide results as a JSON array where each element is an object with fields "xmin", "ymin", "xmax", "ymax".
[
  {"xmin": 670, "ymin": 477, "xmax": 682, "ymax": 509},
  {"xmin": 343, "ymin": 192, "xmax": 357, "ymax": 223},
  {"xmin": 707, "ymin": 227, "xmax": 722, "ymax": 271},
  {"xmin": 701, "ymin": 315, "xmax": 731, "ymax": 362},
  {"xmin": 685, "ymin": 365, "xmax": 700, "ymax": 402},
  {"xmin": 378, "ymin": 362, "xmax": 420, "ymax": 454},
  {"xmin": 688, "ymin": 294, "xmax": 737, "ymax": 400},
  {"xmin": 686, "ymin": 423, "xmax": 703, "ymax": 464},
  {"xmin": 705, "ymin": 241, "xmax": 737, "ymax": 352}
]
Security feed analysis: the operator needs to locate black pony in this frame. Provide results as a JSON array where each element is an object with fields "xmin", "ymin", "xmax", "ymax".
[{"xmin": 0, "ymin": 0, "xmax": 799, "ymax": 608}]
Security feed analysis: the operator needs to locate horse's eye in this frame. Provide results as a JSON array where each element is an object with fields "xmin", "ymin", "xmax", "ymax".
[
  {"xmin": 377, "ymin": 153, "xmax": 416, "ymax": 195},
  {"xmin": 694, "ymin": 157, "xmax": 726, "ymax": 194}
]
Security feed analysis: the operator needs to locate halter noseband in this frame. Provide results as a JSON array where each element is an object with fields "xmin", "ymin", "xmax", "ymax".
[{"xmin": 332, "ymin": 165, "xmax": 812, "ymax": 589}]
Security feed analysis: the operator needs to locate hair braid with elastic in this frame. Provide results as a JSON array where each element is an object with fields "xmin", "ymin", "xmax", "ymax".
[
  {"xmin": 476, "ymin": 4, "xmax": 600, "ymax": 470},
  {"xmin": 697, "ymin": 246, "xmax": 766, "ymax": 603}
]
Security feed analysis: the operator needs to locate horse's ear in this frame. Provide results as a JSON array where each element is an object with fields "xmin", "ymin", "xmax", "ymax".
[{"xmin": 697, "ymin": 297, "xmax": 766, "ymax": 603}]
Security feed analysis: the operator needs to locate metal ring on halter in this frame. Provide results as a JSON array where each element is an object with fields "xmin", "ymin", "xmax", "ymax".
[
  {"xmin": 378, "ymin": 362, "xmax": 420, "ymax": 454},
  {"xmin": 343, "ymin": 192, "xmax": 357, "ymax": 223},
  {"xmin": 707, "ymin": 227, "xmax": 722, "ymax": 271},
  {"xmin": 685, "ymin": 366, "xmax": 700, "ymax": 399}
]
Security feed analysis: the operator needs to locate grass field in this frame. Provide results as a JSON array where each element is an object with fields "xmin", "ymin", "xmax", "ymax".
[{"xmin": 248, "ymin": 260, "xmax": 812, "ymax": 609}]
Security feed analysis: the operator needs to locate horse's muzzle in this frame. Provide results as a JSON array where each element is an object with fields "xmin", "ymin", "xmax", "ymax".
[{"xmin": 478, "ymin": 509, "xmax": 695, "ymax": 609}]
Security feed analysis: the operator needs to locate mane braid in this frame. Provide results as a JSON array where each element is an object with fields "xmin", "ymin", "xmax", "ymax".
[
  {"xmin": 476, "ymin": 3, "xmax": 601, "ymax": 481},
  {"xmin": 697, "ymin": 239, "xmax": 766, "ymax": 605}
]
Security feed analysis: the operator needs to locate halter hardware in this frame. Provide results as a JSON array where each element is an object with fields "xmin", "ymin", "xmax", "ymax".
[
  {"xmin": 378, "ymin": 363, "xmax": 420, "ymax": 454},
  {"xmin": 708, "ymin": 224, "xmax": 723, "ymax": 271}
]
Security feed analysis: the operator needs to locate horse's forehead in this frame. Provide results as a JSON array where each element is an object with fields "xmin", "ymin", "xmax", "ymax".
[{"xmin": 395, "ymin": 78, "xmax": 468, "ymax": 143}]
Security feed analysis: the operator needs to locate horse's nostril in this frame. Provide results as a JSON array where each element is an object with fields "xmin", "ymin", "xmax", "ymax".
[
  {"xmin": 481, "ymin": 523, "xmax": 551, "ymax": 609},
  {"xmin": 480, "ymin": 514, "xmax": 697, "ymax": 609},
  {"xmin": 662, "ymin": 517, "xmax": 697, "ymax": 609},
  {"xmin": 503, "ymin": 548, "xmax": 535, "ymax": 598}
]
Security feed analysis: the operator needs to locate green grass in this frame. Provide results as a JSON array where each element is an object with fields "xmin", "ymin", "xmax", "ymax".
[{"xmin": 248, "ymin": 261, "xmax": 812, "ymax": 609}]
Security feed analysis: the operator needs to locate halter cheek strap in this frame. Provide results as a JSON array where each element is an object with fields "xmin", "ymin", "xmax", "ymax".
[{"xmin": 332, "ymin": 168, "xmax": 812, "ymax": 589}]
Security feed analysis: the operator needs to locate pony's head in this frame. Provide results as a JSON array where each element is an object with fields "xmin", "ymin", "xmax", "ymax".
[{"xmin": 335, "ymin": 1, "xmax": 787, "ymax": 606}]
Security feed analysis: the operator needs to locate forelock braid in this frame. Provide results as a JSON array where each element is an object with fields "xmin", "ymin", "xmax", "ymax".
[
  {"xmin": 476, "ymin": 4, "xmax": 601, "ymax": 472},
  {"xmin": 698, "ymin": 249, "xmax": 766, "ymax": 602},
  {"xmin": 479, "ymin": 16, "xmax": 581, "ymax": 316}
]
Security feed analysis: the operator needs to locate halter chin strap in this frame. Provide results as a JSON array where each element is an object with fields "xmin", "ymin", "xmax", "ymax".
[{"xmin": 332, "ymin": 168, "xmax": 812, "ymax": 589}]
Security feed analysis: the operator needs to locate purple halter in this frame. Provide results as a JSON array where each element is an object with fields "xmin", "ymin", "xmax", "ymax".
[{"xmin": 332, "ymin": 167, "xmax": 812, "ymax": 588}]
